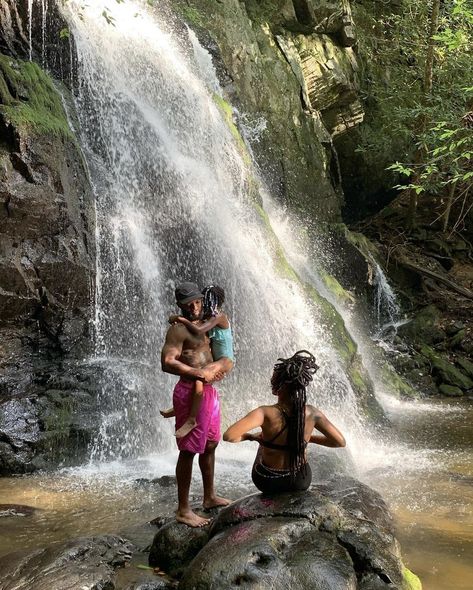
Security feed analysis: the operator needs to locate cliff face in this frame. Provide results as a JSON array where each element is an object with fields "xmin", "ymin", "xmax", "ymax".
[
  {"xmin": 0, "ymin": 0, "xmax": 97, "ymax": 473},
  {"xmin": 177, "ymin": 0, "xmax": 365, "ymax": 220}
]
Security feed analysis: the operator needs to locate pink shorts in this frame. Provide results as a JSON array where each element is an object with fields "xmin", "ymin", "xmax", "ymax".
[{"xmin": 173, "ymin": 379, "xmax": 221, "ymax": 454}]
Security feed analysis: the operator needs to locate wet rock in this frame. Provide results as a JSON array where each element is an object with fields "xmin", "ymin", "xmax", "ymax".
[
  {"xmin": 148, "ymin": 520, "xmax": 209, "ymax": 578},
  {"xmin": 0, "ymin": 51, "xmax": 96, "ymax": 474},
  {"xmin": 158, "ymin": 476, "xmax": 408, "ymax": 589},
  {"xmin": 0, "ymin": 534, "xmax": 133, "ymax": 590},
  {"xmin": 125, "ymin": 581, "xmax": 175, "ymax": 590},
  {"xmin": 419, "ymin": 345, "xmax": 473, "ymax": 391},
  {"xmin": 180, "ymin": 517, "xmax": 357, "ymax": 590},
  {"xmin": 0, "ymin": 503, "xmax": 37, "ymax": 517},
  {"xmin": 456, "ymin": 356, "xmax": 473, "ymax": 379},
  {"xmin": 397, "ymin": 306, "xmax": 445, "ymax": 345},
  {"xmin": 152, "ymin": 475, "xmax": 177, "ymax": 487},
  {"xmin": 438, "ymin": 383, "xmax": 463, "ymax": 397}
]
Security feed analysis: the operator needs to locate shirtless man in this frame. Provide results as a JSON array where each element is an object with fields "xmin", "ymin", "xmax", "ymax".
[{"xmin": 161, "ymin": 282, "xmax": 230, "ymax": 527}]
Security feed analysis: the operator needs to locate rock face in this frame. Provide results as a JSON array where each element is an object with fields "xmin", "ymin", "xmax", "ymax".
[
  {"xmin": 149, "ymin": 475, "xmax": 421, "ymax": 589},
  {"xmin": 0, "ymin": 535, "xmax": 133, "ymax": 590},
  {"xmin": 0, "ymin": 25, "xmax": 96, "ymax": 472},
  {"xmin": 178, "ymin": 0, "xmax": 365, "ymax": 219}
]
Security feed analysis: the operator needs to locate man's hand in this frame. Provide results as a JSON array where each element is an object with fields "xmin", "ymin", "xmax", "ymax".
[
  {"xmin": 201, "ymin": 367, "xmax": 226, "ymax": 383},
  {"xmin": 168, "ymin": 314, "xmax": 181, "ymax": 324}
]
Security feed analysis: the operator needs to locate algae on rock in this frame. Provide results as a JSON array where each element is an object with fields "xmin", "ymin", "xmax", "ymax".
[{"xmin": 0, "ymin": 54, "xmax": 72, "ymax": 138}]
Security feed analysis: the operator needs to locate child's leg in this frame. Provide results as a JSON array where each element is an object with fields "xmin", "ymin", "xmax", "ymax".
[
  {"xmin": 160, "ymin": 407, "xmax": 175, "ymax": 418},
  {"xmin": 175, "ymin": 380, "xmax": 204, "ymax": 439}
]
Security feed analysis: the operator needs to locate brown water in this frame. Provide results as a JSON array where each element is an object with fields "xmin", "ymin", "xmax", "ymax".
[
  {"xmin": 365, "ymin": 398, "xmax": 473, "ymax": 590},
  {"xmin": 0, "ymin": 399, "xmax": 471, "ymax": 589}
]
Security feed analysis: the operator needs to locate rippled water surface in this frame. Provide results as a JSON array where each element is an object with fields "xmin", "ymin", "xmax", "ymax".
[{"xmin": 1, "ymin": 400, "xmax": 472, "ymax": 590}]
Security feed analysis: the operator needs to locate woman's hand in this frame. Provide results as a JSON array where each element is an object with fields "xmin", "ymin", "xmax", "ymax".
[{"xmin": 242, "ymin": 431, "xmax": 262, "ymax": 442}]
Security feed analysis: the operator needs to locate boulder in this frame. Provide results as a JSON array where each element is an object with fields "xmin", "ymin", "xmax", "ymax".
[
  {"xmin": 292, "ymin": 0, "xmax": 356, "ymax": 47},
  {"xmin": 148, "ymin": 520, "xmax": 209, "ymax": 578},
  {"xmin": 419, "ymin": 345, "xmax": 473, "ymax": 391},
  {"xmin": 180, "ymin": 516, "xmax": 357, "ymax": 590},
  {"xmin": 438, "ymin": 384, "xmax": 463, "ymax": 397},
  {"xmin": 150, "ymin": 476, "xmax": 419, "ymax": 589},
  {"xmin": 456, "ymin": 356, "xmax": 473, "ymax": 379},
  {"xmin": 0, "ymin": 535, "xmax": 133, "ymax": 590}
]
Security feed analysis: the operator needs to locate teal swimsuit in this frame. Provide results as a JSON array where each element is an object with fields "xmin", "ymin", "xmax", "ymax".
[{"xmin": 208, "ymin": 325, "xmax": 235, "ymax": 362}]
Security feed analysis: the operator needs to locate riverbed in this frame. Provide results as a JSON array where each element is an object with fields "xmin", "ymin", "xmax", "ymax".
[{"xmin": 0, "ymin": 398, "xmax": 471, "ymax": 590}]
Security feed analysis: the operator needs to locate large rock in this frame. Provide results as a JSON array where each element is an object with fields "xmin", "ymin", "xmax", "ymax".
[
  {"xmin": 180, "ymin": 516, "xmax": 357, "ymax": 590},
  {"xmin": 292, "ymin": 0, "xmax": 356, "ymax": 46},
  {"xmin": 0, "ymin": 50, "xmax": 96, "ymax": 473},
  {"xmin": 0, "ymin": 535, "xmax": 133, "ymax": 590},
  {"xmin": 150, "ymin": 476, "xmax": 421, "ymax": 589},
  {"xmin": 180, "ymin": 0, "xmax": 350, "ymax": 219}
]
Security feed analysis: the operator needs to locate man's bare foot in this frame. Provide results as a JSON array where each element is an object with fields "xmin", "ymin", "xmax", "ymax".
[
  {"xmin": 160, "ymin": 407, "xmax": 175, "ymax": 418},
  {"xmin": 175, "ymin": 418, "xmax": 197, "ymax": 438},
  {"xmin": 175, "ymin": 509, "xmax": 210, "ymax": 527},
  {"xmin": 203, "ymin": 496, "xmax": 231, "ymax": 510}
]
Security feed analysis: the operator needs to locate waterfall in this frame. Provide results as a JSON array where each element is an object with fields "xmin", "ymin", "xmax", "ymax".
[
  {"xmin": 371, "ymin": 260, "xmax": 402, "ymax": 340},
  {"xmin": 57, "ymin": 0, "xmax": 373, "ymax": 463}
]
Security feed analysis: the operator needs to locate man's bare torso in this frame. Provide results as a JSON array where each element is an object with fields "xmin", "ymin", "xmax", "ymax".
[{"xmin": 174, "ymin": 323, "xmax": 213, "ymax": 368}]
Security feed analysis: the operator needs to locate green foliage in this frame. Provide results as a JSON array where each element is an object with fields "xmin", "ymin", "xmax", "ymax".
[{"xmin": 354, "ymin": 0, "xmax": 473, "ymax": 230}]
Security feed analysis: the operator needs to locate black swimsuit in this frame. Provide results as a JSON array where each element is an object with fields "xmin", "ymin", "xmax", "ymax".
[{"xmin": 251, "ymin": 406, "xmax": 312, "ymax": 494}]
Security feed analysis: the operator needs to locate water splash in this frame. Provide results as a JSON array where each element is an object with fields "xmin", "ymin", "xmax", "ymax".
[
  {"xmin": 60, "ymin": 0, "xmax": 368, "ymax": 462},
  {"xmin": 28, "ymin": 0, "xmax": 34, "ymax": 60},
  {"xmin": 371, "ymin": 260, "xmax": 401, "ymax": 339}
]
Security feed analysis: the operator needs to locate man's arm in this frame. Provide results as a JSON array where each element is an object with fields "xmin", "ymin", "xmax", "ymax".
[{"xmin": 161, "ymin": 325, "xmax": 205, "ymax": 380}]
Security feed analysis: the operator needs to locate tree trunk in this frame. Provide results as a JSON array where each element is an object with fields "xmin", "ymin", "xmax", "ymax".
[
  {"xmin": 407, "ymin": 0, "xmax": 441, "ymax": 230},
  {"xmin": 442, "ymin": 180, "xmax": 456, "ymax": 233}
]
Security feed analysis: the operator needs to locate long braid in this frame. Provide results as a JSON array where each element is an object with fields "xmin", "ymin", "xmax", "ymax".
[
  {"xmin": 202, "ymin": 285, "xmax": 225, "ymax": 319},
  {"xmin": 271, "ymin": 350, "xmax": 319, "ymax": 478}
]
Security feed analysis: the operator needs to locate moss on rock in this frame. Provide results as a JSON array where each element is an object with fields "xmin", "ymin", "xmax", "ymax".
[
  {"xmin": 419, "ymin": 345, "xmax": 473, "ymax": 391},
  {"xmin": 402, "ymin": 565, "xmax": 422, "ymax": 590},
  {"xmin": 0, "ymin": 54, "xmax": 72, "ymax": 138}
]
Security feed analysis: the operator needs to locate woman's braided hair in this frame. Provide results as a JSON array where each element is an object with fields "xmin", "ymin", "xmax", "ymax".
[
  {"xmin": 271, "ymin": 350, "xmax": 319, "ymax": 478},
  {"xmin": 202, "ymin": 285, "xmax": 225, "ymax": 318}
]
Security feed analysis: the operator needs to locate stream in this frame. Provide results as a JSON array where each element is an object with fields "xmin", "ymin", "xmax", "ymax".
[{"xmin": 1, "ymin": 398, "xmax": 472, "ymax": 590}]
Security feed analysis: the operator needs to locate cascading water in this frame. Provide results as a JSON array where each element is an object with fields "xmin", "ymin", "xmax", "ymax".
[
  {"xmin": 8, "ymin": 5, "xmax": 471, "ymax": 586},
  {"xmin": 59, "ymin": 0, "xmax": 368, "ymax": 463}
]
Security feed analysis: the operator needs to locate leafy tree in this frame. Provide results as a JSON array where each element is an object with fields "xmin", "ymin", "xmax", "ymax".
[{"xmin": 355, "ymin": 0, "xmax": 473, "ymax": 233}]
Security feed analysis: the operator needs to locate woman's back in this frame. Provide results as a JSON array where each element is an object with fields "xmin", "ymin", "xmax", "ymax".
[{"xmin": 258, "ymin": 403, "xmax": 317, "ymax": 470}]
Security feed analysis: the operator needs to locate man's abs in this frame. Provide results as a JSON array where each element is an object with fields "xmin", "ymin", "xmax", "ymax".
[{"xmin": 179, "ymin": 331, "xmax": 213, "ymax": 369}]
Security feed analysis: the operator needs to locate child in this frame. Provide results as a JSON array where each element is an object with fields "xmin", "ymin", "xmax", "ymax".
[{"xmin": 160, "ymin": 285, "xmax": 235, "ymax": 438}]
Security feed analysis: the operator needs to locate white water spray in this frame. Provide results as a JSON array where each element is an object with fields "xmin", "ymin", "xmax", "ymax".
[{"xmin": 59, "ymin": 0, "xmax": 369, "ymax": 463}]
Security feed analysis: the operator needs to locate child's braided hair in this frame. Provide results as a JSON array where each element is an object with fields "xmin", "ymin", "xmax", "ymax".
[
  {"xmin": 271, "ymin": 350, "xmax": 319, "ymax": 478},
  {"xmin": 202, "ymin": 285, "xmax": 225, "ymax": 318}
]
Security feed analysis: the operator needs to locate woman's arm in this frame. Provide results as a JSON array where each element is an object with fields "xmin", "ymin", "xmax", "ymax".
[
  {"xmin": 308, "ymin": 408, "xmax": 346, "ymax": 448},
  {"xmin": 223, "ymin": 408, "xmax": 265, "ymax": 443},
  {"xmin": 169, "ymin": 315, "xmax": 223, "ymax": 335}
]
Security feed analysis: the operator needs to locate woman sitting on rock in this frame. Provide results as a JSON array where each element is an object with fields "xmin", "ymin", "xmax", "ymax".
[{"xmin": 223, "ymin": 350, "xmax": 346, "ymax": 493}]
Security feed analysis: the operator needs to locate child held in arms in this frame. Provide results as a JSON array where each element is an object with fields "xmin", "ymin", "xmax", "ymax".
[{"xmin": 160, "ymin": 285, "xmax": 235, "ymax": 438}]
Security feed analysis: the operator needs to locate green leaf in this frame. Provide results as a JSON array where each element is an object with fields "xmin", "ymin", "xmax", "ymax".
[{"xmin": 59, "ymin": 27, "xmax": 70, "ymax": 39}]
